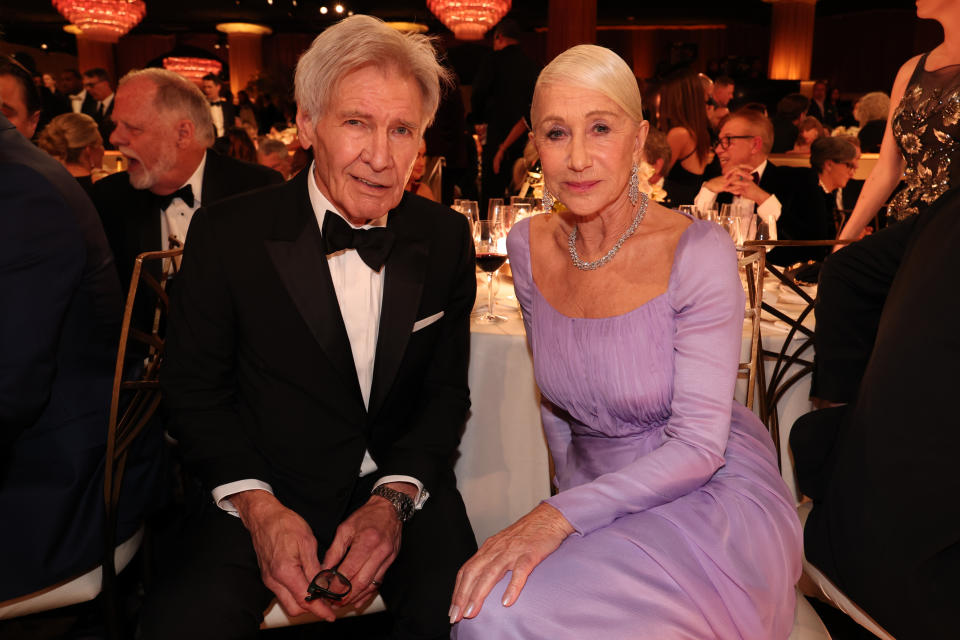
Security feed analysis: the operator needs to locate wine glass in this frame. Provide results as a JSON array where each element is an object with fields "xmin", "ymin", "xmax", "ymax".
[
  {"xmin": 457, "ymin": 200, "xmax": 479, "ymax": 227},
  {"xmin": 486, "ymin": 198, "xmax": 504, "ymax": 221},
  {"xmin": 474, "ymin": 220, "xmax": 508, "ymax": 324},
  {"xmin": 721, "ymin": 215, "xmax": 743, "ymax": 246}
]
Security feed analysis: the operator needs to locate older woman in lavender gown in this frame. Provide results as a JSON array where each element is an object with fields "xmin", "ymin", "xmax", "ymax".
[{"xmin": 450, "ymin": 45, "xmax": 802, "ymax": 639}]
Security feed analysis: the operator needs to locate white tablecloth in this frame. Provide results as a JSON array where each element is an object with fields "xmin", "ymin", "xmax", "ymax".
[{"xmin": 454, "ymin": 279, "xmax": 550, "ymax": 545}]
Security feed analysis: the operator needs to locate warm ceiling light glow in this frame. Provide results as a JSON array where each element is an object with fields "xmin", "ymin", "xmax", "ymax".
[
  {"xmin": 386, "ymin": 21, "xmax": 428, "ymax": 34},
  {"xmin": 320, "ymin": 5, "xmax": 328, "ymax": 13},
  {"xmin": 427, "ymin": 0, "xmax": 511, "ymax": 41},
  {"xmin": 216, "ymin": 22, "xmax": 273, "ymax": 35},
  {"xmin": 334, "ymin": 3, "xmax": 344, "ymax": 13},
  {"xmin": 163, "ymin": 56, "xmax": 223, "ymax": 86},
  {"xmin": 52, "ymin": 0, "xmax": 146, "ymax": 43}
]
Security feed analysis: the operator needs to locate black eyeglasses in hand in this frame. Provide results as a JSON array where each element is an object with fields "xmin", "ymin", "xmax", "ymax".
[{"xmin": 306, "ymin": 568, "xmax": 351, "ymax": 602}]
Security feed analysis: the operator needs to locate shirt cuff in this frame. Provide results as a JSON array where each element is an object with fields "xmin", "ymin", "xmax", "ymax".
[
  {"xmin": 373, "ymin": 475, "xmax": 429, "ymax": 510},
  {"xmin": 694, "ymin": 186, "xmax": 718, "ymax": 213},
  {"xmin": 212, "ymin": 479, "xmax": 274, "ymax": 516},
  {"xmin": 757, "ymin": 193, "xmax": 782, "ymax": 221}
]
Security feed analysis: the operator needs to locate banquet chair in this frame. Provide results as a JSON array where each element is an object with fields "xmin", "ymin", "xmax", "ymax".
[
  {"xmin": 737, "ymin": 245, "xmax": 766, "ymax": 412},
  {"xmin": 0, "ymin": 249, "xmax": 181, "ymax": 637},
  {"xmin": 743, "ymin": 240, "xmax": 852, "ymax": 468}
]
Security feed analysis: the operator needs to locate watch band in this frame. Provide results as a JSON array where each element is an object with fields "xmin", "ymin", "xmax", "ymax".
[{"xmin": 371, "ymin": 485, "xmax": 415, "ymax": 523}]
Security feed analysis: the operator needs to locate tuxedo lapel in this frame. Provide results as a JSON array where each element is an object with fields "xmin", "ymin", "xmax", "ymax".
[
  {"xmin": 265, "ymin": 176, "xmax": 364, "ymax": 406},
  {"xmin": 368, "ymin": 201, "xmax": 429, "ymax": 420}
]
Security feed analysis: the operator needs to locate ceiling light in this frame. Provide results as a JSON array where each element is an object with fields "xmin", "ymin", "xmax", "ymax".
[
  {"xmin": 52, "ymin": 0, "xmax": 147, "ymax": 43},
  {"xmin": 427, "ymin": 0, "xmax": 511, "ymax": 41}
]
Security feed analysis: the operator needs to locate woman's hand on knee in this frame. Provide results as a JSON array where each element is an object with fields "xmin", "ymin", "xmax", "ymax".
[{"xmin": 449, "ymin": 502, "xmax": 574, "ymax": 623}]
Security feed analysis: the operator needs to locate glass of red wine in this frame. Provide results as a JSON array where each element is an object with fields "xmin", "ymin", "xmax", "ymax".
[{"xmin": 474, "ymin": 220, "xmax": 508, "ymax": 324}]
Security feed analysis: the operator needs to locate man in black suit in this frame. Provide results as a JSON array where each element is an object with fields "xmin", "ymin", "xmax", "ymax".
[
  {"xmin": 92, "ymin": 67, "xmax": 282, "ymax": 295},
  {"xmin": 695, "ymin": 108, "xmax": 834, "ymax": 266},
  {"xmin": 140, "ymin": 15, "xmax": 477, "ymax": 639},
  {"xmin": 0, "ymin": 110, "xmax": 160, "ymax": 600},
  {"xmin": 471, "ymin": 18, "xmax": 539, "ymax": 213},
  {"xmin": 80, "ymin": 67, "xmax": 116, "ymax": 149},
  {"xmin": 201, "ymin": 72, "xmax": 236, "ymax": 139}
]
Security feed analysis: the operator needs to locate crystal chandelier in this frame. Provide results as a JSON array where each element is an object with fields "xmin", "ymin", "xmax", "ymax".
[
  {"xmin": 427, "ymin": 0, "xmax": 511, "ymax": 41},
  {"xmin": 52, "ymin": 0, "xmax": 146, "ymax": 43},
  {"xmin": 163, "ymin": 57, "xmax": 223, "ymax": 86}
]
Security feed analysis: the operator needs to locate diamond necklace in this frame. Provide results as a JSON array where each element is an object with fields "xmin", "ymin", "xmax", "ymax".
[{"xmin": 568, "ymin": 193, "xmax": 649, "ymax": 271}]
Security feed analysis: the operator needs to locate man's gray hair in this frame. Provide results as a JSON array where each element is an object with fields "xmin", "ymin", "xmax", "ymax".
[
  {"xmin": 118, "ymin": 68, "xmax": 215, "ymax": 147},
  {"xmin": 294, "ymin": 15, "xmax": 451, "ymax": 128},
  {"xmin": 258, "ymin": 137, "xmax": 288, "ymax": 156}
]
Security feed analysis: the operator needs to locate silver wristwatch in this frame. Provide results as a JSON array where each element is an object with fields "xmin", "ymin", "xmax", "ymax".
[{"xmin": 371, "ymin": 485, "xmax": 416, "ymax": 523}]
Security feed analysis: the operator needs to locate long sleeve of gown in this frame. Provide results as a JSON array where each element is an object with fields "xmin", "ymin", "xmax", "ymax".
[{"xmin": 536, "ymin": 222, "xmax": 745, "ymax": 536}]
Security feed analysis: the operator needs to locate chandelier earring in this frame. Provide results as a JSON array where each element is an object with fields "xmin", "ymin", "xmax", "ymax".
[
  {"xmin": 628, "ymin": 162, "xmax": 640, "ymax": 206},
  {"xmin": 542, "ymin": 188, "xmax": 556, "ymax": 212}
]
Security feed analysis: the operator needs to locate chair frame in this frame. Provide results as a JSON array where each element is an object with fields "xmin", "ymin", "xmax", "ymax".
[
  {"xmin": 743, "ymin": 239, "xmax": 851, "ymax": 468},
  {"xmin": 102, "ymin": 248, "xmax": 182, "ymax": 637},
  {"xmin": 737, "ymin": 245, "xmax": 766, "ymax": 412}
]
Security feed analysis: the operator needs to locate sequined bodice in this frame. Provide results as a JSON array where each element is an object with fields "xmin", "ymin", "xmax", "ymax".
[{"xmin": 889, "ymin": 54, "xmax": 960, "ymax": 220}]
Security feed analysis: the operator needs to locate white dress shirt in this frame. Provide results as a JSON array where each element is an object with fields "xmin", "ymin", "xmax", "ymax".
[
  {"xmin": 70, "ymin": 89, "xmax": 86, "ymax": 114},
  {"xmin": 209, "ymin": 102, "xmax": 225, "ymax": 138},
  {"xmin": 694, "ymin": 159, "xmax": 781, "ymax": 238},
  {"xmin": 159, "ymin": 153, "xmax": 206, "ymax": 251},
  {"xmin": 213, "ymin": 161, "xmax": 427, "ymax": 514}
]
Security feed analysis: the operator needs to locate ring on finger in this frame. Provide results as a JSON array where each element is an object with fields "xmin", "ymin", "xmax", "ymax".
[{"xmin": 371, "ymin": 579, "xmax": 382, "ymax": 587}]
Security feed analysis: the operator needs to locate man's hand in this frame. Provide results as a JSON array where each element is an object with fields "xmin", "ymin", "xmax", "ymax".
[
  {"xmin": 320, "ymin": 482, "xmax": 416, "ymax": 608},
  {"xmin": 702, "ymin": 174, "xmax": 727, "ymax": 194},
  {"xmin": 722, "ymin": 164, "xmax": 770, "ymax": 205},
  {"xmin": 230, "ymin": 490, "xmax": 336, "ymax": 621}
]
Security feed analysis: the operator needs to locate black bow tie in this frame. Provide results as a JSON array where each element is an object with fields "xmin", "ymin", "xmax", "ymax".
[
  {"xmin": 157, "ymin": 184, "xmax": 195, "ymax": 209},
  {"xmin": 321, "ymin": 211, "xmax": 394, "ymax": 272}
]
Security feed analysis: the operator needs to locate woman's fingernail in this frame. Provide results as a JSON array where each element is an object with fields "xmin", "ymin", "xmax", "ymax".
[
  {"xmin": 464, "ymin": 603, "xmax": 474, "ymax": 618},
  {"xmin": 448, "ymin": 604, "xmax": 460, "ymax": 624},
  {"xmin": 502, "ymin": 593, "xmax": 511, "ymax": 606}
]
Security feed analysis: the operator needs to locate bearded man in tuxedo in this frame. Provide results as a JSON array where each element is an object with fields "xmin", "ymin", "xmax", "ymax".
[{"xmin": 140, "ymin": 15, "xmax": 477, "ymax": 640}]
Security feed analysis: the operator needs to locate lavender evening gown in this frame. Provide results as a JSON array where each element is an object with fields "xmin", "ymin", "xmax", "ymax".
[{"xmin": 454, "ymin": 215, "xmax": 802, "ymax": 639}]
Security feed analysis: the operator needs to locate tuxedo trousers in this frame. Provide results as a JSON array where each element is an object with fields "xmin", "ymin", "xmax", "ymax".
[
  {"xmin": 139, "ymin": 473, "xmax": 476, "ymax": 640},
  {"xmin": 811, "ymin": 216, "xmax": 916, "ymax": 403}
]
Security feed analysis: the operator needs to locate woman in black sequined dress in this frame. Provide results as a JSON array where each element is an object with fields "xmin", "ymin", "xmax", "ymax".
[{"xmin": 813, "ymin": 0, "xmax": 960, "ymax": 403}]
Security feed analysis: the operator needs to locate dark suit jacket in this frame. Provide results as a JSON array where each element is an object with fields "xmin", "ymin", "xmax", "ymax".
[
  {"xmin": 81, "ymin": 92, "xmax": 116, "ymax": 149},
  {"xmin": 92, "ymin": 149, "xmax": 283, "ymax": 294},
  {"xmin": 471, "ymin": 44, "xmax": 539, "ymax": 151},
  {"xmin": 0, "ymin": 113, "xmax": 159, "ymax": 599},
  {"xmin": 160, "ymin": 169, "xmax": 476, "ymax": 547},
  {"xmin": 761, "ymin": 163, "xmax": 835, "ymax": 266},
  {"xmin": 212, "ymin": 100, "xmax": 237, "ymax": 137}
]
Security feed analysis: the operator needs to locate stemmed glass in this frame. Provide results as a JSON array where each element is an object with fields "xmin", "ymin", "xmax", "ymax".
[
  {"xmin": 474, "ymin": 220, "xmax": 508, "ymax": 324},
  {"xmin": 455, "ymin": 199, "xmax": 479, "ymax": 227}
]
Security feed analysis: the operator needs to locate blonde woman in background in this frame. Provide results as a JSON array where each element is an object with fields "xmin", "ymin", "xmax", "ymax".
[{"xmin": 37, "ymin": 112, "xmax": 105, "ymax": 198}]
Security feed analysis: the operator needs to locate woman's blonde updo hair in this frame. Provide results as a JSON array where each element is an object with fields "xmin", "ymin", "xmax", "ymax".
[
  {"xmin": 532, "ymin": 44, "xmax": 643, "ymax": 126},
  {"xmin": 38, "ymin": 112, "xmax": 101, "ymax": 164}
]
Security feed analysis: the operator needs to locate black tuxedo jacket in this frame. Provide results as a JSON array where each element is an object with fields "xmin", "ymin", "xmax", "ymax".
[
  {"xmin": 92, "ymin": 149, "xmax": 283, "ymax": 293},
  {"xmin": 759, "ymin": 163, "xmax": 835, "ymax": 266},
  {"xmin": 212, "ymin": 100, "xmax": 237, "ymax": 137},
  {"xmin": 0, "ymin": 114, "xmax": 159, "ymax": 599},
  {"xmin": 81, "ymin": 93, "xmax": 116, "ymax": 149},
  {"xmin": 160, "ymin": 169, "xmax": 476, "ymax": 546}
]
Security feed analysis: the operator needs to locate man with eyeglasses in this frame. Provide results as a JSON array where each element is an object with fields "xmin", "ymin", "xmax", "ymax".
[
  {"xmin": 694, "ymin": 108, "xmax": 834, "ymax": 266},
  {"xmin": 80, "ymin": 68, "xmax": 116, "ymax": 149}
]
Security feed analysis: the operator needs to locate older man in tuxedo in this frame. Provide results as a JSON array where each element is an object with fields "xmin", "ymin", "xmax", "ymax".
[
  {"xmin": 140, "ymin": 15, "xmax": 477, "ymax": 640},
  {"xmin": 695, "ymin": 108, "xmax": 834, "ymax": 266},
  {"xmin": 93, "ymin": 68, "xmax": 282, "ymax": 294}
]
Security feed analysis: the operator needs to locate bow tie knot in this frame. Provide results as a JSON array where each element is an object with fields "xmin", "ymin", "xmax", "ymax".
[
  {"xmin": 321, "ymin": 211, "xmax": 394, "ymax": 272},
  {"xmin": 157, "ymin": 184, "xmax": 195, "ymax": 210}
]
